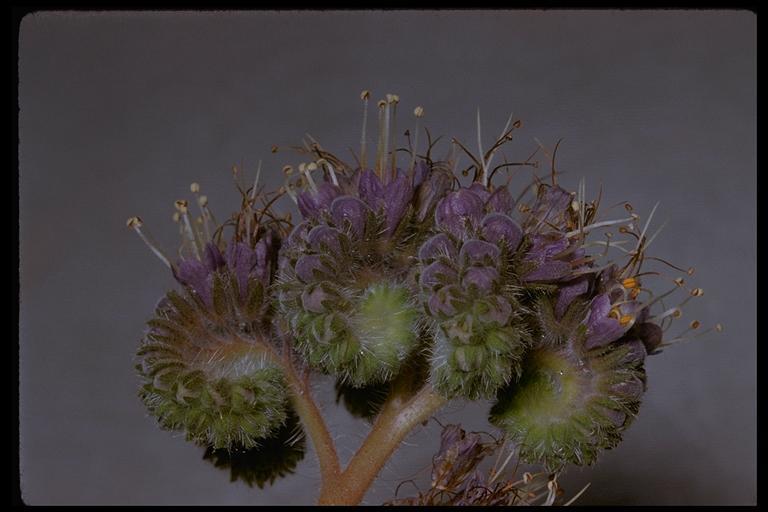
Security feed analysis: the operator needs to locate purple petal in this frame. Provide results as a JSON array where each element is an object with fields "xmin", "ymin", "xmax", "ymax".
[
  {"xmin": 294, "ymin": 255, "xmax": 329, "ymax": 283},
  {"xmin": 527, "ymin": 184, "xmax": 572, "ymax": 231},
  {"xmin": 227, "ymin": 241, "xmax": 257, "ymax": 297},
  {"xmin": 175, "ymin": 258, "xmax": 213, "ymax": 305},
  {"xmin": 252, "ymin": 235, "xmax": 273, "ymax": 285},
  {"xmin": 584, "ymin": 320, "xmax": 626, "ymax": 350},
  {"xmin": 203, "ymin": 243, "xmax": 226, "ymax": 272},
  {"xmin": 301, "ymin": 284, "xmax": 331, "ymax": 314},
  {"xmin": 418, "ymin": 233, "xmax": 458, "ymax": 262},
  {"xmin": 586, "ymin": 294, "xmax": 613, "ymax": 326},
  {"xmin": 357, "ymin": 168, "xmax": 384, "ymax": 208},
  {"xmin": 435, "ymin": 188, "xmax": 485, "ymax": 238},
  {"xmin": 555, "ymin": 277, "xmax": 589, "ymax": 318},
  {"xmin": 384, "ymin": 174, "xmax": 414, "ymax": 234},
  {"xmin": 467, "ymin": 183, "xmax": 491, "ymax": 203},
  {"xmin": 330, "ymin": 196, "xmax": 370, "ymax": 238},
  {"xmin": 428, "ymin": 286, "xmax": 460, "ymax": 317},
  {"xmin": 411, "ymin": 160, "xmax": 430, "ymax": 188},
  {"xmin": 285, "ymin": 221, "xmax": 310, "ymax": 249},
  {"xmin": 415, "ymin": 168, "xmax": 452, "ymax": 222},
  {"xmin": 486, "ymin": 186, "xmax": 514, "ymax": 214},
  {"xmin": 420, "ymin": 261, "xmax": 458, "ymax": 289},
  {"xmin": 462, "ymin": 266, "xmax": 499, "ymax": 292},
  {"xmin": 307, "ymin": 225, "xmax": 344, "ymax": 257},
  {"xmin": 481, "ymin": 213, "xmax": 522, "ymax": 251},
  {"xmin": 458, "ymin": 239, "xmax": 501, "ymax": 266},
  {"xmin": 297, "ymin": 183, "xmax": 341, "ymax": 219},
  {"xmin": 522, "ymin": 260, "xmax": 572, "ymax": 282},
  {"xmin": 525, "ymin": 234, "xmax": 570, "ymax": 261}
]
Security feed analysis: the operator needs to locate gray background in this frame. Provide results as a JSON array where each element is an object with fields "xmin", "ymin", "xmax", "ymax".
[{"xmin": 19, "ymin": 10, "xmax": 756, "ymax": 505}]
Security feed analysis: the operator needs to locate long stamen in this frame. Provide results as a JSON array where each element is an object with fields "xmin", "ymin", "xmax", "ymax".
[
  {"xmin": 410, "ymin": 106, "xmax": 424, "ymax": 172},
  {"xmin": 318, "ymin": 158, "xmax": 338, "ymax": 186},
  {"xmin": 381, "ymin": 96, "xmax": 392, "ymax": 180},
  {"xmin": 175, "ymin": 200, "xmax": 201, "ymax": 260},
  {"xmin": 298, "ymin": 162, "xmax": 318, "ymax": 192},
  {"xmin": 189, "ymin": 182, "xmax": 212, "ymax": 243},
  {"xmin": 376, "ymin": 99, "xmax": 386, "ymax": 176},
  {"xmin": 360, "ymin": 90, "xmax": 370, "ymax": 170},
  {"xmin": 126, "ymin": 216, "xmax": 172, "ymax": 269},
  {"xmin": 388, "ymin": 94, "xmax": 399, "ymax": 178}
]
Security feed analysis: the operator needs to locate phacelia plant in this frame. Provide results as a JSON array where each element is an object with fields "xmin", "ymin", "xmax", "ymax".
[{"xmin": 129, "ymin": 92, "xmax": 719, "ymax": 505}]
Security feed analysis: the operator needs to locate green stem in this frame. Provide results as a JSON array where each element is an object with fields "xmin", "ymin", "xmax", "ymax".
[{"xmin": 317, "ymin": 385, "xmax": 446, "ymax": 505}]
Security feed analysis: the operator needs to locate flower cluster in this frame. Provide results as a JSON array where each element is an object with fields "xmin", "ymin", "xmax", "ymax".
[{"xmin": 129, "ymin": 93, "xmax": 715, "ymax": 488}]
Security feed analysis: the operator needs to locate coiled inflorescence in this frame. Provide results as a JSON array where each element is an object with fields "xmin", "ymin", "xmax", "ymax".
[
  {"xmin": 131, "ymin": 93, "xmax": 715, "ymax": 481},
  {"xmin": 132, "ymin": 183, "xmax": 293, "ymax": 450}
]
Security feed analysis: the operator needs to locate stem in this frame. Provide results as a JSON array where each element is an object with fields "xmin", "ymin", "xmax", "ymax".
[
  {"xmin": 231, "ymin": 331, "xmax": 342, "ymax": 494},
  {"xmin": 282, "ymin": 362, "xmax": 342, "ymax": 492},
  {"xmin": 317, "ymin": 385, "xmax": 446, "ymax": 505}
]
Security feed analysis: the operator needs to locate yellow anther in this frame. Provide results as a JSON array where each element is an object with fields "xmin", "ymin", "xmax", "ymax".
[
  {"xmin": 172, "ymin": 212, "xmax": 180, "ymax": 223},
  {"xmin": 306, "ymin": 162, "xmax": 318, "ymax": 172},
  {"xmin": 271, "ymin": 145, "xmax": 279, "ymax": 153},
  {"xmin": 126, "ymin": 216, "xmax": 143, "ymax": 228},
  {"xmin": 377, "ymin": 99, "xmax": 387, "ymax": 109},
  {"xmin": 629, "ymin": 288, "xmax": 640, "ymax": 300},
  {"xmin": 190, "ymin": 182, "xmax": 200, "ymax": 193},
  {"xmin": 360, "ymin": 90, "xmax": 370, "ymax": 100},
  {"xmin": 298, "ymin": 163, "xmax": 306, "ymax": 173},
  {"xmin": 609, "ymin": 307, "xmax": 621, "ymax": 320},
  {"xmin": 674, "ymin": 277, "xmax": 685, "ymax": 287},
  {"xmin": 687, "ymin": 267, "xmax": 696, "ymax": 276},
  {"xmin": 715, "ymin": 323, "xmax": 723, "ymax": 332},
  {"xmin": 414, "ymin": 106, "xmax": 424, "ymax": 118},
  {"xmin": 282, "ymin": 165, "xmax": 293, "ymax": 175},
  {"xmin": 619, "ymin": 314, "xmax": 633, "ymax": 326},
  {"xmin": 622, "ymin": 277, "xmax": 639, "ymax": 289},
  {"xmin": 691, "ymin": 287, "xmax": 704, "ymax": 297},
  {"xmin": 672, "ymin": 308, "xmax": 682, "ymax": 318},
  {"xmin": 690, "ymin": 320, "xmax": 701, "ymax": 329}
]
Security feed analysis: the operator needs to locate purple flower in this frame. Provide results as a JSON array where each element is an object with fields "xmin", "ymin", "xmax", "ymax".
[
  {"xmin": 583, "ymin": 294, "xmax": 634, "ymax": 350},
  {"xmin": 525, "ymin": 184, "xmax": 573, "ymax": 233},
  {"xmin": 435, "ymin": 189, "xmax": 485, "ymax": 238},
  {"xmin": 555, "ymin": 277, "xmax": 590, "ymax": 318},
  {"xmin": 481, "ymin": 213, "xmax": 522, "ymax": 251},
  {"xmin": 330, "ymin": 196, "xmax": 370, "ymax": 238},
  {"xmin": 297, "ymin": 182, "xmax": 342, "ymax": 218}
]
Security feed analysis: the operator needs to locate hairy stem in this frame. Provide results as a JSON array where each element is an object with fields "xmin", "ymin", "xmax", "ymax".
[
  {"xmin": 279, "ymin": 348, "xmax": 342, "ymax": 495},
  {"xmin": 234, "ymin": 331, "xmax": 342, "ymax": 495},
  {"xmin": 317, "ymin": 385, "xmax": 447, "ymax": 505}
]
